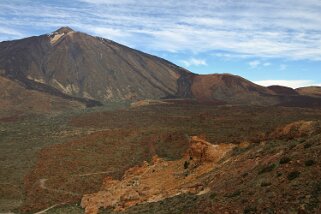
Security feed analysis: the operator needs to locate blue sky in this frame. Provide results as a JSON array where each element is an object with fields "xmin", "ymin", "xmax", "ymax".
[{"xmin": 0, "ymin": 0, "xmax": 321, "ymax": 88}]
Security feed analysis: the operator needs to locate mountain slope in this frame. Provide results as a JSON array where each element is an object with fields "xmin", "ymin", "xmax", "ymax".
[
  {"xmin": 0, "ymin": 27, "xmax": 189, "ymax": 103},
  {"xmin": 1, "ymin": 27, "xmax": 320, "ymax": 107},
  {"xmin": 0, "ymin": 76, "xmax": 84, "ymax": 115},
  {"xmin": 0, "ymin": 27, "xmax": 276, "ymax": 105}
]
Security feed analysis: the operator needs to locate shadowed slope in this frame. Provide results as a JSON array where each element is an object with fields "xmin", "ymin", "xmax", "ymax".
[{"xmin": 0, "ymin": 76, "xmax": 84, "ymax": 115}]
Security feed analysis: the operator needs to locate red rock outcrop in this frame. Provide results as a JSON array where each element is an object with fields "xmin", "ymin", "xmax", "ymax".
[{"xmin": 80, "ymin": 136, "xmax": 234, "ymax": 214}]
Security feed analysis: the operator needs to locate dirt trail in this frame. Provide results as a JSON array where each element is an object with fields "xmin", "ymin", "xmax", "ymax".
[
  {"xmin": 30, "ymin": 178, "xmax": 79, "ymax": 214},
  {"xmin": 33, "ymin": 204, "xmax": 61, "ymax": 214},
  {"xmin": 38, "ymin": 178, "xmax": 80, "ymax": 197},
  {"xmin": 77, "ymin": 171, "xmax": 114, "ymax": 177}
]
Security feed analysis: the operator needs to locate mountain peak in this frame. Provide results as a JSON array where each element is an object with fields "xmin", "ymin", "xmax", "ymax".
[{"xmin": 54, "ymin": 26, "xmax": 74, "ymax": 34}]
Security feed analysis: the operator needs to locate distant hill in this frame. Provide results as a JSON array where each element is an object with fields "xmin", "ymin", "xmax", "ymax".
[
  {"xmin": 296, "ymin": 86, "xmax": 321, "ymax": 97},
  {"xmin": 267, "ymin": 85, "xmax": 299, "ymax": 96},
  {"xmin": 191, "ymin": 74, "xmax": 278, "ymax": 105}
]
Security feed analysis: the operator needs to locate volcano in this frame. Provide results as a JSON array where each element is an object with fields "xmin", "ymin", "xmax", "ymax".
[{"xmin": 0, "ymin": 27, "xmax": 320, "ymax": 108}]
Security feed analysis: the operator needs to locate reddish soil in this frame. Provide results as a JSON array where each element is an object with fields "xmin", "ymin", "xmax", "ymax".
[
  {"xmin": 191, "ymin": 74, "xmax": 277, "ymax": 105},
  {"xmin": 0, "ymin": 114, "xmax": 24, "ymax": 123},
  {"xmin": 21, "ymin": 130, "xmax": 189, "ymax": 212},
  {"xmin": 18, "ymin": 104, "xmax": 321, "ymax": 213}
]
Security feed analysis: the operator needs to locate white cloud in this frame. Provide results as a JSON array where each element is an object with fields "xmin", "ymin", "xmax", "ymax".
[
  {"xmin": 0, "ymin": 26, "xmax": 26, "ymax": 41},
  {"xmin": 181, "ymin": 58, "xmax": 207, "ymax": 67},
  {"xmin": 249, "ymin": 60, "xmax": 272, "ymax": 69},
  {"xmin": 249, "ymin": 60, "xmax": 261, "ymax": 68},
  {"xmin": 1, "ymin": 0, "xmax": 321, "ymax": 60},
  {"xmin": 212, "ymin": 52, "xmax": 254, "ymax": 61},
  {"xmin": 254, "ymin": 80, "xmax": 321, "ymax": 88},
  {"xmin": 0, "ymin": 26, "xmax": 25, "ymax": 37},
  {"xmin": 79, "ymin": 0, "xmax": 131, "ymax": 4}
]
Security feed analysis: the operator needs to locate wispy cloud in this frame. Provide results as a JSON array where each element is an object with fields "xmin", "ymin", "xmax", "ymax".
[
  {"xmin": 1, "ymin": 0, "xmax": 321, "ymax": 60},
  {"xmin": 249, "ymin": 60, "xmax": 261, "ymax": 68},
  {"xmin": 181, "ymin": 58, "xmax": 207, "ymax": 67},
  {"xmin": 0, "ymin": 26, "xmax": 23, "ymax": 36},
  {"xmin": 0, "ymin": 26, "xmax": 26, "ymax": 41},
  {"xmin": 254, "ymin": 80, "xmax": 321, "ymax": 88},
  {"xmin": 249, "ymin": 60, "xmax": 271, "ymax": 68}
]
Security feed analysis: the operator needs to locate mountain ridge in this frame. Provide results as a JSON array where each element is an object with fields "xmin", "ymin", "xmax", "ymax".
[{"xmin": 1, "ymin": 27, "xmax": 320, "ymax": 108}]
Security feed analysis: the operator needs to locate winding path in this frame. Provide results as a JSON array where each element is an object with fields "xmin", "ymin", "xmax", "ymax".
[{"xmin": 39, "ymin": 178, "xmax": 80, "ymax": 196}]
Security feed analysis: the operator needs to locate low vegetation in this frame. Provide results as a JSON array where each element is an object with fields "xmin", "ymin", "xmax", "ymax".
[
  {"xmin": 1, "ymin": 103, "xmax": 321, "ymax": 213},
  {"xmin": 287, "ymin": 171, "xmax": 301, "ymax": 180}
]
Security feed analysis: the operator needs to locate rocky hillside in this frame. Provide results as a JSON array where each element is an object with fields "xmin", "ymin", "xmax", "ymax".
[
  {"xmin": 81, "ymin": 136, "xmax": 235, "ymax": 213},
  {"xmin": 82, "ymin": 121, "xmax": 321, "ymax": 214}
]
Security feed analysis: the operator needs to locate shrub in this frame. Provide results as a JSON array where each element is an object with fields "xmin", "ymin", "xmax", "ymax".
[
  {"xmin": 305, "ymin": 160, "xmax": 316, "ymax": 166},
  {"xmin": 242, "ymin": 172, "xmax": 249, "ymax": 177},
  {"xmin": 231, "ymin": 147, "xmax": 248, "ymax": 156},
  {"xmin": 287, "ymin": 171, "xmax": 300, "ymax": 180},
  {"xmin": 244, "ymin": 206, "xmax": 257, "ymax": 214},
  {"xmin": 209, "ymin": 192, "xmax": 216, "ymax": 200},
  {"xmin": 259, "ymin": 163, "xmax": 276, "ymax": 174},
  {"xmin": 225, "ymin": 190, "xmax": 241, "ymax": 198},
  {"xmin": 261, "ymin": 182, "xmax": 272, "ymax": 187},
  {"xmin": 279, "ymin": 157, "xmax": 291, "ymax": 164},
  {"xmin": 184, "ymin": 161, "xmax": 190, "ymax": 169},
  {"xmin": 304, "ymin": 143, "xmax": 312, "ymax": 149}
]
